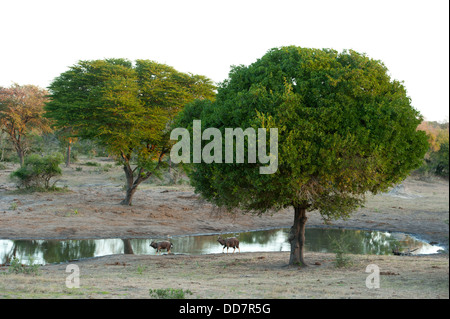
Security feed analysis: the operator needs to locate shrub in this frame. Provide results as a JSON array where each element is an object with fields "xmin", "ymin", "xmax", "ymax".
[
  {"xmin": 416, "ymin": 121, "xmax": 449, "ymax": 179},
  {"xmin": 149, "ymin": 288, "xmax": 193, "ymax": 299},
  {"xmin": 8, "ymin": 257, "xmax": 40, "ymax": 276},
  {"xmin": 330, "ymin": 235, "xmax": 353, "ymax": 268},
  {"xmin": 10, "ymin": 153, "xmax": 63, "ymax": 189},
  {"xmin": 84, "ymin": 161, "xmax": 100, "ymax": 167},
  {"xmin": 429, "ymin": 140, "xmax": 449, "ymax": 178},
  {"xmin": 96, "ymin": 163, "xmax": 113, "ymax": 172}
]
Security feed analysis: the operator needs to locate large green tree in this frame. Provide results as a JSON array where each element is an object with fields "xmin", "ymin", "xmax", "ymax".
[
  {"xmin": 176, "ymin": 46, "xmax": 429, "ymax": 266},
  {"xmin": 45, "ymin": 58, "xmax": 215, "ymax": 205}
]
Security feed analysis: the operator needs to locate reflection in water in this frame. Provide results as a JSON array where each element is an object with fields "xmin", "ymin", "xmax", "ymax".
[
  {"xmin": 0, "ymin": 228, "xmax": 444, "ymax": 265},
  {"xmin": 122, "ymin": 239, "xmax": 134, "ymax": 254}
]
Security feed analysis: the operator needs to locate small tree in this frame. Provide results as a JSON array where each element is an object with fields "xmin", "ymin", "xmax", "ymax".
[
  {"xmin": 0, "ymin": 84, "xmax": 52, "ymax": 166},
  {"xmin": 45, "ymin": 59, "xmax": 215, "ymax": 205},
  {"xmin": 10, "ymin": 152, "xmax": 63, "ymax": 189},
  {"xmin": 176, "ymin": 46, "xmax": 429, "ymax": 266}
]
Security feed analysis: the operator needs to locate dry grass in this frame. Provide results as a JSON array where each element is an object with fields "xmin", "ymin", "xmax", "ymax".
[{"xmin": 1, "ymin": 252, "xmax": 448, "ymax": 299}]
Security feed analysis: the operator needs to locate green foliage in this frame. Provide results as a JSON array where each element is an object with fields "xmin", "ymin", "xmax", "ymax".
[
  {"xmin": 416, "ymin": 121, "xmax": 449, "ymax": 178},
  {"xmin": 8, "ymin": 257, "xmax": 40, "ymax": 276},
  {"xmin": 84, "ymin": 161, "xmax": 101, "ymax": 167},
  {"xmin": 330, "ymin": 234, "xmax": 353, "ymax": 268},
  {"xmin": 46, "ymin": 58, "xmax": 215, "ymax": 157},
  {"xmin": 10, "ymin": 152, "xmax": 63, "ymax": 189},
  {"xmin": 177, "ymin": 46, "xmax": 429, "ymax": 220},
  {"xmin": 136, "ymin": 264, "xmax": 147, "ymax": 275},
  {"xmin": 149, "ymin": 288, "xmax": 193, "ymax": 299},
  {"xmin": 430, "ymin": 140, "xmax": 449, "ymax": 178}
]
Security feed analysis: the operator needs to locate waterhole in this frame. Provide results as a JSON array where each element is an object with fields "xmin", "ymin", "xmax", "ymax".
[{"xmin": 0, "ymin": 227, "xmax": 444, "ymax": 265}]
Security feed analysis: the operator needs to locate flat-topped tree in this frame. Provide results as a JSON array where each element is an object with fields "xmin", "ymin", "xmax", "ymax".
[
  {"xmin": 176, "ymin": 46, "xmax": 429, "ymax": 266},
  {"xmin": 45, "ymin": 58, "xmax": 215, "ymax": 205}
]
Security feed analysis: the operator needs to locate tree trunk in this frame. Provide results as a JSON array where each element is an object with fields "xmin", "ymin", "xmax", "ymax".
[
  {"xmin": 288, "ymin": 205, "xmax": 308, "ymax": 267},
  {"xmin": 10, "ymin": 131, "xmax": 25, "ymax": 167},
  {"xmin": 66, "ymin": 140, "xmax": 72, "ymax": 167},
  {"xmin": 120, "ymin": 164, "xmax": 135, "ymax": 205},
  {"xmin": 119, "ymin": 149, "xmax": 164, "ymax": 206},
  {"xmin": 17, "ymin": 148, "xmax": 25, "ymax": 167},
  {"xmin": 121, "ymin": 185, "xmax": 138, "ymax": 206},
  {"xmin": 119, "ymin": 164, "xmax": 150, "ymax": 206}
]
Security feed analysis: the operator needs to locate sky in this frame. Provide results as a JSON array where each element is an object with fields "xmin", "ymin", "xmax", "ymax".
[{"xmin": 1, "ymin": 0, "xmax": 448, "ymax": 122}]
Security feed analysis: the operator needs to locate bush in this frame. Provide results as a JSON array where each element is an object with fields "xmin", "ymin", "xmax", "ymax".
[
  {"xmin": 429, "ymin": 140, "xmax": 449, "ymax": 178},
  {"xmin": 10, "ymin": 153, "xmax": 63, "ymax": 189},
  {"xmin": 149, "ymin": 288, "xmax": 193, "ymax": 299},
  {"xmin": 84, "ymin": 161, "xmax": 100, "ymax": 167},
  {"xmin": 8, "ymin": 257, "xmax": 40, "ymax": 276},
  {"xmin": 416, "ymin": 141, "xmax": 449, "ymax": 179},
  {"xmin": 416, "ymin": 121, "xmax": 449, "ymax": 179},
  {"xmin": 330, "ymin": 235, "xmax": 353, "ymax": 268}
]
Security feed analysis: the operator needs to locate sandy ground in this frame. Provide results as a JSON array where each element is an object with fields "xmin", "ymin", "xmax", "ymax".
[{"xmin": 0, "ymin": 159, "xmax": 448, "ymax": 299}]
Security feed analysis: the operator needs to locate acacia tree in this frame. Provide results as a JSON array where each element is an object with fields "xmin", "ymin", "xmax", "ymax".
[
  {"xmin": 45, "ymin": 58, "xmax": 215, "ymax": 205},
  {"xmin": 0, "ymin": 84, "xmax": 52, "ymax": 166},
  {"xmin": 176, "ymin": 46, "xmax": 429, "ymax": 266}
]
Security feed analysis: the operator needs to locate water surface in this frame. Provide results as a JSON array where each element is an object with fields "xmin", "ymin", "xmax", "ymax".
[{"xmin": 0, "ymin": 227, "xmax": 444, "ymax": 265}]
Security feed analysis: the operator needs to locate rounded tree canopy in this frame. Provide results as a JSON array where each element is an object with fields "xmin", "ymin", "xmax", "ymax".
[{"xmin": 179, "ymin": 46, "xmax": 429, "ymax": 219}]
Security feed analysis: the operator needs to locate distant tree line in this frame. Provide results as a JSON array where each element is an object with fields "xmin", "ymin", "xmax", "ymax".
[{"xmin": 416, "ymin": 121, "xmax": 449, "ymax": 178}]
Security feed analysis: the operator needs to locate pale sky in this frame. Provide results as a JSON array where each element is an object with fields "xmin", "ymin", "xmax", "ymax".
[{"xmin": 1, "ymin": 0, "xmax": 448, "ymax": 121}]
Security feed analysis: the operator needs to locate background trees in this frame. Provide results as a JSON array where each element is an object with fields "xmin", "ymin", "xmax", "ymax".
[
  {"xmin": 416, "ymin": 121, "xmax": 449, "ymax": 178},
  {"xmin": 176, "ymin": 46, "xmax": 429, "ymax": 266},
  {"xmin": 0, "ymin": 84, "xmax": 52, "ymax": 166},
  {"xmin": 45, "ymin": 58, "xmax": 215, "ymax": 205}
]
